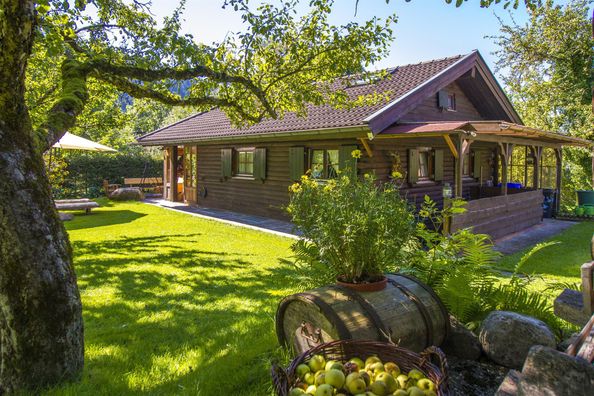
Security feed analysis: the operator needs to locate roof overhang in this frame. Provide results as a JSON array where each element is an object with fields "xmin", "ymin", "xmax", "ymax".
[
  {"xmin": 135, "ymin": 125, "xmax": 371, "ymax": 146},
  {"xmin": 375, "ymin": 121, "xmax": 592, "ymax": 148}
]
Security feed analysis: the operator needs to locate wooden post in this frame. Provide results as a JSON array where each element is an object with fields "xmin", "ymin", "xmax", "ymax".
[
  {"xmin": 498, "ymin": 143, "xmax": 512, "ymax": 196},
  {"xmin": 454, "ymin": 134, "xmax": 466, "ymax": 198},
  {"xmin": 591, "ymin": 147, "xmax": 594, "ymax": 189},
  {"xmin": 532, "ymin": 146, "xmax": 542, "ymax": 189},
  {"xmin": 581, "ymin": 262, "xmax": 594, "ymax": 316},
  {"xmin": 555, "ymin": 148, "xmax": 562, "ymax": 214},
  {"xmin": 170, "ymin": 145, "xmax": 178, "ymax": 201}
]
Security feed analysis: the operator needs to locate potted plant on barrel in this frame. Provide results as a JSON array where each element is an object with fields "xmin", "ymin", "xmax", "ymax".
[{"xmin": 287, "ymin": 161, "xmax": 414, "ymax": 291}]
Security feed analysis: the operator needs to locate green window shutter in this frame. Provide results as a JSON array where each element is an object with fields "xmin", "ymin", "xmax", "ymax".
[
  {"xmin": 254, "ymin": 148, "xmax": 267, "ymax": 180},
  {"xmin": 434, "ymin": 149, "xmax": 444, "ymax": 181},
  {"xmin": 408, "ymin": 149, "xmax": 419, "ymax": 184},
  {"xmin": 221, "ymin": 148, "xmax": 232, "ymax": 178},
  {"xmin": 339, "ymin": 145, "xmax": 358, "ymax": 179},
  {"xmin": 288, "ymin": 147, "xmax": 304, "ymax": 181},
  {"xmin": 473, "ymin": 151, "xmax": 481, "ymax": 179}
]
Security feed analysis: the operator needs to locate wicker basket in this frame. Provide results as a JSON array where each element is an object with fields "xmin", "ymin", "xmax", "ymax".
[{"xmin": 272, "ymin": 340, "xmax": 449, "ymax": 396}]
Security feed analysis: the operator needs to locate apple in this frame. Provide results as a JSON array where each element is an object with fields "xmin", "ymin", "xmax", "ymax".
[
  {"xmin": 370, "ymin": 362, "xmax": 384, "ymax": 374},
  {"xmin": 305, "ymin": 384, "xmax": 317, "ymax": 395},
  {"xmin": 296, "ymin": 364, "xmax": 311, "ymax": 379},
  {"xmin": 346, "ymin": 378, "xmax": 367, "ymax": 394},
  {"xmin": 308, "ymin": 355, "xmax": 326, "ymax": 373},
  {"xmin": 408, "ymin": 369, "xmax": 425, "ymax": 381},
  {"xmin": 314, "ymin": 384, "xmax": 333, "ymax": 396},
  {"xmin": 349, "ymin": 357, "xmax": 365, "ymax": 371},
  {"xmin": 424, "ymin": 391, "xmax": 437, "ymax": 396},
  {"xmin": 304, "ymin": 372, "xmax": 315, "ymax": 385},
  {"xmin": 370, "ymin": 379, "xmax": 388, "ymax": 396},
  {"xmin": 407, "ymin": 386, "xmax": 425, "ymax": 396},
  {"xmin": 289, "ymin": 387, "xmax": 305, "ymax": 396},
  {"xmin": 393, "ymin": 390, "xmax": 408, "ymax": 396},
  {"xmin": 375, "ymin": 372, "xmax": 398, "ymax": 393},
  {"xmin": 314, "ymin": 371, "xmax": 326, "ymax": 386},
  {"xmin": 359, "ymin": 370, "xmax": 371, "ymax": 386},
  {"xmin": 325, "ymin": 368, "xmax": 346, "ymax": 389},
  {"xmin": 365, "ymin": 356, "xmax": 381, "ymax": 367},
  {"xmin": 416, "ymin": 378, "xmax": 435, "ymax": 391},
  {"xmin": 345, "ymin": 372, "xmax": 361, "ymax": 386},
  {"xmin": 328, "ymin": 361, "xmax": 344, "ymax": 371},
  {"xmin": 396, "ymin": 374, "xmax": 409, "ymax": 389},
  {"xmin": 344, "ymin": 361, "xmax": 358, "ymax": 374},
  {"xmin": 384, "ymin": 362, "xmax": 401, "ymax": 377}
]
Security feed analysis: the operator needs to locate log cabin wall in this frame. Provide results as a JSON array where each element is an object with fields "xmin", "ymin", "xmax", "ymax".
[{"xmin": 191, "ymin": 137, "xmax": 498, "ymax": 219}]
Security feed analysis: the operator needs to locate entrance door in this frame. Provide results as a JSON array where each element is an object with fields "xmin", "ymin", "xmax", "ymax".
[{"xmin": 183, "ymin": 145, "xmax": 198, "ymax": 204}]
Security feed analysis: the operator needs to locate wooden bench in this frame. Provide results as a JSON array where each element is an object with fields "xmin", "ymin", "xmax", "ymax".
[
  {"xmin": 124, "ymin": 177, "xmax": 163, "ymax": 194},
  {"xmin": 55, "ymin": 198, "xmax": 100, "ymax": 214}
]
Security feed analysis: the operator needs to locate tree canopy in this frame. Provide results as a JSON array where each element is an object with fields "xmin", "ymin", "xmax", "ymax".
[{"xmin": 492, "ymin": 0, "xmax": 594, "ymax": 206}]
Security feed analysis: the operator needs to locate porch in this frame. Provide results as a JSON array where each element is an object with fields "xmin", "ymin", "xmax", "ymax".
[{"xmin": 375, "ymin": 120, "xmax": 592, "ymax": 238}]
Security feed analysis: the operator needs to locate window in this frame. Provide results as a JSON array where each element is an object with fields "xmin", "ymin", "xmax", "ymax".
[
  {"xmin": 310, "ymin": 149, "xmax": 339, "ymax": 179},
  {"xmin": 417, "ymin": 148, "xmax": 434, "ymax": 180},
  {"xmin": 447, "ymin": 94, "xmax": 456, "ymax": 111},
  {"xmin": 235, "ymin": 148, "xmax": 254, "ymax": 176}
]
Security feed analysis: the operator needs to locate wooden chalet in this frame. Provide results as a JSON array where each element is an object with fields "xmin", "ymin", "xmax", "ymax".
[{"xmin": 137, "ymin": 51, "xmax": 591, "ymax": 239}]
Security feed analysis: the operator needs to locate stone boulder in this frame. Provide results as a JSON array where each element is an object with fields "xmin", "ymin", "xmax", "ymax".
[
  {"xmin": 517, "ymin": 345, "xmax": 594, "ymax": 395},
  {"xmin": 109, "ymin": 187, "xmax": 144, "ymax": 201},
  {"xmin": 441, "ymin": 315, "xmax": 482, "ymax": 360},
  {"xmin": 479, "ymin": 311, "xmax": 556, "ymax": 369}
]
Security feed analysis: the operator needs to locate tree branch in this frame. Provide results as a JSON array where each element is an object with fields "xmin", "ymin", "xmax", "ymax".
[{"xmin": 87, "ymin": 60, "xmax": 277, "ymax": 119}]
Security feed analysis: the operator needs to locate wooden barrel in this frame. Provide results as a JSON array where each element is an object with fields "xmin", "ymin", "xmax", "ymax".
[{"xmin": 275, "ymin": 273, "xmax": 450, "ymax": 354}]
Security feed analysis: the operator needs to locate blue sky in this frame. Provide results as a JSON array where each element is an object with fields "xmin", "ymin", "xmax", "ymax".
[{"xmin": 150, "ymin": 0, "xmax": 543, "ymax": 76}]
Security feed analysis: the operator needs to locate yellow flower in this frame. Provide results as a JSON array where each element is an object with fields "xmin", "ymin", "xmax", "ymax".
[
  {"xmin": 419, "ymin": 209, "xmax": 430, "ymax": 218},
  {"xmin": 391, "ymin": 171, "xmax": 402, "ymax": 179},
  {"xmin": 301, "ymin": 174, "xmax": 309, "ymax": 181},
  {"xmin": 324, "ymin": 179, "xmax": 337, "ymax": 192},
  {"xmin": 351, "ymin": 149, "xmax": 362, "ymax": 159},
  {"xmin": 288, "ymin": 183, "xmax": 301, "ymax": 193}
]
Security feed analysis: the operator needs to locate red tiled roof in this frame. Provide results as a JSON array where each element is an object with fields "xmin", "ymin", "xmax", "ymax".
[{"xmin": 137, "ymin": 54, "xmax": 468, "ymax": 145}]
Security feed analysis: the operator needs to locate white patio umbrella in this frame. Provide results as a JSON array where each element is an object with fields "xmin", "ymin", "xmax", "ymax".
[{"xmin": 52, "ymin": 132, "xmax": 117, "ymax": 152}]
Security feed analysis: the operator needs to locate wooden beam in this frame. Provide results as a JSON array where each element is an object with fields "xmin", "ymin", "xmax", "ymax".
[
  {"xmin": 470, "ymin": 134, "xmax": 562, "ymax": 149},
  {"xmin": 359, "ymin": 138, "xmax": 373, "ymax": 158},
  {"xmin": 531, "ymin": 146, "xmax": 542, "ymax": 189},
  {"xmin": 555, "ymin": 148, "xmax": 563, "ymax": 214},
  {"xmin": 443, "ymin": 135, "xmax": 459, "ymax": 159}
]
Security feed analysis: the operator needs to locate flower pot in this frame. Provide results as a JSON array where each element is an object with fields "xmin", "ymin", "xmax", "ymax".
[{"xmin": 336, "ymin": 275, "xmax": 387, "ymax": 292}]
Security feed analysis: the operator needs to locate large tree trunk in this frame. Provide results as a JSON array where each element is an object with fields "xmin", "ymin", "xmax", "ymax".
[{"xmin": 0, "ymin": 1, "xmax": 84, "ymax": 392}]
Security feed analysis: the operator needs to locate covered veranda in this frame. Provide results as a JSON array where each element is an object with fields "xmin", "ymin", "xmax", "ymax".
[{"xmin": 376, "ymin": 121, "xmax": 592, "ymax": 238}]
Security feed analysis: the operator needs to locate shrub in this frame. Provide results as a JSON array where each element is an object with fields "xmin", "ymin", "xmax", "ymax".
[
  {"xmin": 53, "ymin": 150, "xmax": 162, "ymax": 199},
  {"xmin": 405, "ymin": 196, "xmax": 567, "ymax": 336},
  {"xmin": 287, "ymin": 172, "xmax": 415, "ymax": 284}
]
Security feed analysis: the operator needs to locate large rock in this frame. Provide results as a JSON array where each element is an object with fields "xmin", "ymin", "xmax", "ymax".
[
  {"xmin": 517, "ymin": 345, "xmax": 594, "ymax": 396},
  {"xmin": 479, "ymin": 311, "xmax": 556, "ymax": 369},
  {"xmin": 441, "ymin": 315, "xmax": 482, "ymax": 360},
  {"xmin": 109, "ymin": 187, "xmax": 144, "ymax": 201}
]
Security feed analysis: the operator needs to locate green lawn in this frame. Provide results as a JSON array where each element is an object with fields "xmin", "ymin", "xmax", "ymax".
[
  {"xmin": 496, "ymin": 221, "xmax": 594, "ymax": 285},
  {"xmin": 45, "ymin": 201, "xmax": 593, "ymax": 395},
  {"xmin": 47, "ymin": 200, "xmax": 298, "ymax": 395}
]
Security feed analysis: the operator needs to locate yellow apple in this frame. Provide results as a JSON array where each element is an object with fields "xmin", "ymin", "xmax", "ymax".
[
  {"xmin": 375, "ymin": 372, "xmax": 398, "ymax": 393},
  {"xmin": 314, "ymin": 384, "xmax": 333, "ymax": 396},
  {"xmin": 424, "ymin": 391, "xmax": 437, "ymax": 396},
  {"xmin": 408, "ymin": 369, "xmax": 425, "ymax": 381},
  {"xmin": 305, "ymin": 384, "xmax": 317, "ymax": 395},
  {"xmin": 396, "ymin": 374, "xmax": 409, "ymax": 389},
  {"xmin": 304, "ymin": 372, "xmax": 315, "ymax": 385},
  {"xmin": 393, "ymin": 390, "xmax": 408, "ymax": 396},
  {"xmin": 365, "ymin": 356, "xmax": 381, "ymax": 367},
  {"xmin": 289, "ymin": 387, "xmax": 305, "ymax": 396},
  {"xmin": 296, "ymin": 364, "xmax": 311, "ymax": 379},
  {"xmin": 407, "ymin": 386, "xmax": 425, "ymax": 396},
  {"xmin": 384, "ymin": 362, "xmax": 401, "ymax": 377},
  {"xmin": 360, "ymin": 370, "xmax": 371, "ymax": 386},
  {"xmin": 416, "ymin": 378, "xmax": 435, "ymax": 391},
  {"xmin": 349, "ymin": 357, "xmax": 365, "ymax": 371},
  {"xmin": 345, "ymin": 372, "xmax": 361, "ymax": 386},
  {"xmin": 314, "ymin": 371, "xmax": 325, "ymax": 386},
  {"xmin": 369, "ymin": 379, "xmax": 389, "ymax": 396},
  {"xmin": 308, "ymin": 355, "xmax": 326, "ymax": 373},
  {"xmin": 346, "ymin": 378, "xmax": 367, "ymax": 394},
  {"xmin": 325, "ymin": 368, "xmax": 345, "ymax": 389}
]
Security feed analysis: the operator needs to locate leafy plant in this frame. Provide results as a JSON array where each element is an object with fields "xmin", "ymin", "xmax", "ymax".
[
  {"xmin": 406, "ymin": 196, "xmax": 567, "ymax": 335},
  {"xmin": 287, "ymin": 171, "xmax": 415, "ymax": 284}
]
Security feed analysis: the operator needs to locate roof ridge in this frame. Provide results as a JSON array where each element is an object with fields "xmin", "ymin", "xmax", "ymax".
[{"xmin": 392, "ymin": 52, "xmax": 470, "ymax": 70}]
